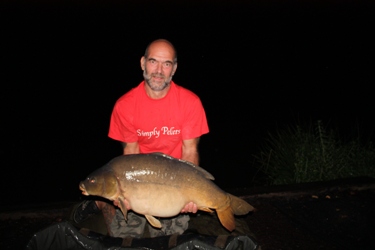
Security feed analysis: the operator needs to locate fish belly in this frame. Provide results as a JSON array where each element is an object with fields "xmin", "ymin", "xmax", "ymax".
[{"xmin": 126, "ymin": 184, "xmax": 188, "ymax": 217}]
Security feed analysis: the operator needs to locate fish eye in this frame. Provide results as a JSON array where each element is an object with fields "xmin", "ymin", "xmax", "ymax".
[{"xmin": 89, "ymin": 178, "xmax": 96, "ymax": 184}]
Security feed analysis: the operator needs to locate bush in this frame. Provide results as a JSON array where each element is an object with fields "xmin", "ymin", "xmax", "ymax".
[{"xmin": 254, "ymin": 120, "xmax": 375, "ymax": 185}]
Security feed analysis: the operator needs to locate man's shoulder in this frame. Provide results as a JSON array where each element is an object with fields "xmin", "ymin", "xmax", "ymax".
[
  {"xmin": 116, "ymin": 82, "xmax": 143, "ymax": 103},
  {"xmin": 172, "ymin": 82, "xmax": 200, "ymax": 100}
]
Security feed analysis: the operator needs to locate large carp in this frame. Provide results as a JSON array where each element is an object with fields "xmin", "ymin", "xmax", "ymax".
[{"xmin": 79, "ymin": 153, "xmax": 254, "ymax": 231}]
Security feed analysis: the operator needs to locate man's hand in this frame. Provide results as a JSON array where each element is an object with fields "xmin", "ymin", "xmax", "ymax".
[{"xmin": 181, "ymin": 201, "xmax": 198, "ymax": 213}]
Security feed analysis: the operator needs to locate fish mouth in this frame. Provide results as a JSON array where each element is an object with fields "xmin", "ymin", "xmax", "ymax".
[{"xmin": 79, "ymin": 182, "xmax": 89, "ymax": 196}]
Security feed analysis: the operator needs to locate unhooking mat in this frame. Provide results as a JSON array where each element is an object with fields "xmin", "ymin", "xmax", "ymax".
[{"xmin": 25, "ymin": 221, "xmax": 259, "ymax": 250}]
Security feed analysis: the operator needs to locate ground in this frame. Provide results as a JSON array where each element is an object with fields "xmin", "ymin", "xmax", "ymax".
[
  {"xmin": 244, "ymin": 188, "xmax": 375, "ymax": 249},
  {"xmin": 1, "ymin": 177, "xmax": 374, "ymax": 250}
]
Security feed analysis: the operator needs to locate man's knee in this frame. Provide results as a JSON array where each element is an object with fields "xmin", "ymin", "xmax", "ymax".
[
  {"xmin": 148, "ymin": 215, "xmax": 190, "ymax": 237},
  {"xmin": 108, "ymin": 210, "xmax": 147, "ymax": 238}
]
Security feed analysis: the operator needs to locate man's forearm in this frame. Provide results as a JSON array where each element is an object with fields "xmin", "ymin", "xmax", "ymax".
[
  {"xmin": 122, "ymin": 141, "xmax": 140, "ymax": 155},
  {"xmin": 182, "ymin": 138, "xmax": 200, "ymax": 165},
  {"xmin": 182, "ymin": 150, "xmax": 199, "ymax": 165}
]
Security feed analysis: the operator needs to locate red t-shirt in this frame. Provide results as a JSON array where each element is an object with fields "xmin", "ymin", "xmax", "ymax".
[{"xmin": 108, "ymin": 81, "xmax": 209, "ymax": 159}]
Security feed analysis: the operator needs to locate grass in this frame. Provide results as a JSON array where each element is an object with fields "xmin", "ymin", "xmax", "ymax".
[{"xmin": 253, "ymin": 120, "xmax": 375, "ymax": 185}]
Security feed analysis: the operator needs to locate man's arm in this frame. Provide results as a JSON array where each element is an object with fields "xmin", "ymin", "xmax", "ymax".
[
  {"xmin": 121, "ymin": 141, "xmax": 140, "ymax": 155},
  {"xmin": 181, "ymin": 138, "xmax": 200, "ymax": 165},
  {"xmin": 181, "ymin": 138, "xmax": 201, "ymax": 213}
]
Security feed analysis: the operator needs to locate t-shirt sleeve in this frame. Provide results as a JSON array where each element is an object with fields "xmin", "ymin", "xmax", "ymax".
[
  {"xmin": 181, "ymin": 97, "xmax": 209, "ymax": 140},
  {"xmin": 108, "ymin": 98, "xmax": 138, "ymax": 143}
]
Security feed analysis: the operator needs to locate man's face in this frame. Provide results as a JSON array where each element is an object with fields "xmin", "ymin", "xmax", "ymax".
[{"xmin": 141, "ymin": 42, "xmax": 177, "ymax": 91}]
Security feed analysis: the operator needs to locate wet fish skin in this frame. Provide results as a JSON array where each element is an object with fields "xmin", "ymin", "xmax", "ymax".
[{"xmin": 79, "ymin": 153, "xmax": 254, "ymax": 231}]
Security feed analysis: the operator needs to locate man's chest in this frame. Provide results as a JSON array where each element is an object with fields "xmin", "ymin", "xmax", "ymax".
[{"xmin": 133, "ymin": 103, "xmax": 184, "ymax": 139}]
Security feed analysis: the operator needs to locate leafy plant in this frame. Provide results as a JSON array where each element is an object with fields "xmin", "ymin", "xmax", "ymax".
[{"xmin": 254, "ymin": 120, "xmax": 375, "ymax": 185}]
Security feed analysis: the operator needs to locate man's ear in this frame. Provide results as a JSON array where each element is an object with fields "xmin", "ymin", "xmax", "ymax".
[
  {"xmin": 140, "ymin": 56, "xmax": 145, "ymax": 70},
  {"xmin": 172, "ymin": 62, "xmax": 178, "ymax": 75}
]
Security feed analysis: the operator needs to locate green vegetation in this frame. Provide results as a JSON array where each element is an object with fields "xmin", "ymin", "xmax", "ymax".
[{"xmin": 254, "ymin": 121, "xmax": 375, "ymax": 185}]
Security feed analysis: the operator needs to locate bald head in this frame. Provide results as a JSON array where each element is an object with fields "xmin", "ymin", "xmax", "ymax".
[{"xmin": 144, "ymin": 39, "xmax": 177, "ymax": 64}]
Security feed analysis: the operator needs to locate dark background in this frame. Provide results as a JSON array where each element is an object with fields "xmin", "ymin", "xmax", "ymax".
[{"xmin": 1, "ymin": 0, "xmax": 374, "ymax": 206}]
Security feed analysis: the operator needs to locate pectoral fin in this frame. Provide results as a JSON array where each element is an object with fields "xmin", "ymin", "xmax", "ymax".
[
  {"xmin": 117, "ymin": 197, "xmax": 128, "ymax": 221},
  {"xmin": 145, "ymin": 215, "xmax": 162, "ymax": 228}
]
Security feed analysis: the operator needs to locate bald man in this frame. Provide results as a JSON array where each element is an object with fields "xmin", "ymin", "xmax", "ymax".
[{"xmin": 74, "ymin": 39, "xmax": 209, "ymax": 238}]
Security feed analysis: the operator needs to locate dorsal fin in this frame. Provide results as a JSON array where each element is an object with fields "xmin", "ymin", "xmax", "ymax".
[{"xmin": 151, "ymin": 152, "xmax": 215, "ymax": 180}]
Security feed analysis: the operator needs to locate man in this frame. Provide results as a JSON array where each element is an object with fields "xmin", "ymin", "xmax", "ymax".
[{"xmin": 74, "ymin": 39, "xmax": 209, "ymax": 238}]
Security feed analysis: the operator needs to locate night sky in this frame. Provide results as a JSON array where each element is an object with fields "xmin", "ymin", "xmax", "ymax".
[{"xmin": 1, "ymin": 0, "xmax": 374, "ymax": 206}]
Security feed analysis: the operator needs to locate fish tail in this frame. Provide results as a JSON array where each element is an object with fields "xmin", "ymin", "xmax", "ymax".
[
  {"xmin": 216, "ymin": 205, "xmax": 236, "ymax": 232},
  {"xmin": 229, "ymin": 194, "xmax": 255, "ymax": 215}
]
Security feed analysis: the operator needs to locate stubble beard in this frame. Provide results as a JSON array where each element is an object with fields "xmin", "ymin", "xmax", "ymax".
[{"xmin": 143, "ymin": 68, "xmax": 173, "ymax": 91}]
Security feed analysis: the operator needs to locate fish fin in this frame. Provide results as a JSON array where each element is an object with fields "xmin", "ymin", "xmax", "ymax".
[
  {"xmin": 151, "ymin": 152, "xmax": 165, "ymax": 156},
  {"xmin": 192, "ymin": 165, "xmax": 215, "ymax": 180},
  {"xmin": 118, "ymin": 197, "xmax": 128, "ymax": 221},
  {"xmin": 153, "ymin": 152, "xmax": 215, "ymax": 180},
  {"xmin": 216, "ymin": 206, "xmax": 236, "ymax": 232},
  {"xmin": 145, "ymin": 215, "xmax": 162, "ymax": 228},
  {"xmin": 229, "ymin": 194, "xmax": 254, "ymax": 215},
  {"xmin": 199, "ymin": 207, "xmax": 215, "ymax": 213}
]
